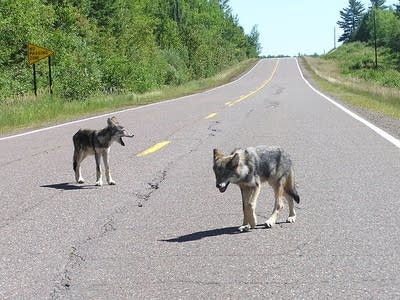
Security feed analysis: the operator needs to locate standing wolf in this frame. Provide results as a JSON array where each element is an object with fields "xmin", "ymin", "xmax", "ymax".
[
  {"xmin": 73, "ymin": 117, "xmax": 134, "ymax": 186},
  {"xmin": 213, "ymin": 146, "xmax": 300, "ymax": 232}
]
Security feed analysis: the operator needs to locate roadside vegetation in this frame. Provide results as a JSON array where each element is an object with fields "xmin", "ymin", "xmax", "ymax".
[
  {"xmin": 0, "ymin": 58, "xmax": 258, "ymax": 134},
  {"xmin": 0, "ymin": 0, "xmax": 260, "ymax": 134},
  {"xmin": 303, "ymin": 0, "xmax": 400, "ymax": 119}
]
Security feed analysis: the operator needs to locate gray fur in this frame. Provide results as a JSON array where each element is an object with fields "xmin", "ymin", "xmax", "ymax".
[
  {"xmin": 213, "ymin": 146, "xmax": 300, "ymax": 232},
  {"xmin": 73, "ymin": 117, "xmax": 134, "ymax": 186}
]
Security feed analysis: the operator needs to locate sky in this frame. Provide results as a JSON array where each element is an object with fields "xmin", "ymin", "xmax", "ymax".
[{"xmin": 229, "ymin": 0, "xmax": 398, "ymax": 57}]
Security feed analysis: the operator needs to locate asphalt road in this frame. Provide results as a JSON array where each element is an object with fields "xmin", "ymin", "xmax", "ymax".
[{"xmin": 1, "ymin": 58, "xmax": 399, "ymax": 299}]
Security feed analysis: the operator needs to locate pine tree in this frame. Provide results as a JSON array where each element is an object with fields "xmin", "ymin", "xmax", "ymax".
[
  {"xmin": 247, "ymin": 25, "xmax": 262, "ymax": 57},
  {"xmin": 394, "ymin": 0, "xmax": 400, "ymax": 16},
  {"xmin": 337, "ymin": 0, "xmax": 365, "ymax": 42},
  {"xmin": 370, "ymin": 0, "xmax": 387, "ymax": 9}
]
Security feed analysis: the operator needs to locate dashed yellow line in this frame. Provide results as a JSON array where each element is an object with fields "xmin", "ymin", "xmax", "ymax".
[
  {"xmin": 136, "ymin": 60, "xmax": 279, "ymax": 158},
  {"xmin": 136, "ymin": 140, "xmax": 170, "ymax": 157},
  {"xmin": 225, "ymin": 59, "xmax": 280, "ymax": 107},
  {"xmin": 205, "ymin": 112, "xmax": 217, "ymax": 119}
]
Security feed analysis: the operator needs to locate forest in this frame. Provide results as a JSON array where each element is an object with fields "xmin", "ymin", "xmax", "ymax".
[
  {"xmin": 337, "ymin": 0, "xmax": 400, "ymax": 55},
  {"xmin": 0, "ymin": 0, "xmax": 260, "ymax": 101},
  {"xmin": 331, "ymin": 0, "xmax": 400, "ymax": 88}
]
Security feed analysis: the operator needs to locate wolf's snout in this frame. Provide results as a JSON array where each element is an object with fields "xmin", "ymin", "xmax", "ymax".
[
  {"xmin": 216, "ymin": 182, "xmax": 229, "ymax": 193},
  {"xmin": 124, "ymin": 132, "xmax": 134, "ymax": 138}
]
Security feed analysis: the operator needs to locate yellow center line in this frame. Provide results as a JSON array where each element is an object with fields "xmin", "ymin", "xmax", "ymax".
[
  {"xmin": 205, "ymin": 112, "xmax": 217, "ymax": 119},
  {"xmin": 137, "ymin": 61, "xmax": 279, "ymax": 158},
  {"xmin": 136, "ymin": 140, "xmax": 170, "ymax": 157},
  {"xmin": 225, "ymin": 59, "xmax": 280, "ymax": 107}
]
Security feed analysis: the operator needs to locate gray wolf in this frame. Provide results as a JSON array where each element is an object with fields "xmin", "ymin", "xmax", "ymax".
[
  {"xmin": 213, "ymin": 146, "xmax": 300, "ymax": 232},
  {"xmin": 73, "ymin": 117, "xmax": 134, "ymax": 186}
]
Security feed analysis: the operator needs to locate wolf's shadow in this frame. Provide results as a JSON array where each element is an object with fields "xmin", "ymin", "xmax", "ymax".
[
  {"xmin": 41, "ymin": 182, "xmax": 96, "ymax": 190},
  {"xmin": 161, "ymin": 226, "xmax": 242, "ymax": 243}
]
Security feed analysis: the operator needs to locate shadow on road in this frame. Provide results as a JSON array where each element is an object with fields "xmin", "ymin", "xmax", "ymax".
[
  {"xmin": 161, "ymin": 226, "xmax": 242, "ymax": 243},
  {"xmin": 40, "ymin": 182, "xmax": 96, "ymax": 190}
]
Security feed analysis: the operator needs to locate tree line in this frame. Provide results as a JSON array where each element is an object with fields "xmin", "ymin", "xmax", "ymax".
[
  {"xmin": 337, "ymin": 0, "xmax": 400, "ymax": 53},
  {"xmin": 0, "ymin": 0, "xmax": 261, "ymax": 101}
]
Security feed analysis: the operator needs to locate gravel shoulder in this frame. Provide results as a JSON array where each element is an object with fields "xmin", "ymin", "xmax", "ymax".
[{"xmin": 298, "ymin": 58, "xmax": 400, "ymax": 140}]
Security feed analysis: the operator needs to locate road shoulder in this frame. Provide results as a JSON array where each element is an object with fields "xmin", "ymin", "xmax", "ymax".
[{"xmin": 297, "ymin": 58, "xmax": 400, "ymax": 140}]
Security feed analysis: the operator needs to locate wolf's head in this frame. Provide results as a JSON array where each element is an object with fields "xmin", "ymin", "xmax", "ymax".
[
  {"xmin": 212, "ymin": 149, "xmax": 243, "ymax": 193},
  {"xmin": 107, "ymin": 117, "xmax": 134, "ymax": 146}
]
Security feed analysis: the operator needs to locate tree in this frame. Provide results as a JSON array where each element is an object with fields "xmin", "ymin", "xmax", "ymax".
[
  {"xmin": 394, "ymin": 0, "xmax": 400, "ymax": 17},
  {"xmin": 337, "ymin": 0, "xmax": 365, "ymax": 42},
  {"xmin": 246, "ymin": 25, "xmax": 262, "ymax": 57},
  {"xmin": 0, "ymin": 0, "xmax": 260, "ymax": 101},
  {"xmin": 370, "ymin": 0, "xmax": 387, "ymax": 9}
]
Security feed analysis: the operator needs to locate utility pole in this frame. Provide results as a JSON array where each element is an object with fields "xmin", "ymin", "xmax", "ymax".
[
  {"xmin": 373, "ymin": 6, "xmax": 378, "ymax": 68},
  {"xmin": 334, "ymin": 27, "xmax": 337, "ymax": 49}
]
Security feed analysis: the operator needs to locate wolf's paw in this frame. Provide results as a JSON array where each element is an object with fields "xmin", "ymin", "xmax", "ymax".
[
  {"xmin": 286, "ymin": 216, "xmax": 296, "ymax": 223},
  {"xmin": 265, "ymin": 219, "xmax": 275, "ymax": 228},
  {"xmin": 238, "ymin": 225, "xmax": 251, "ymax": 232},
  {"xmin": 77, "ymin": 179, "xmax": 85, "ymax": 184},
  {"xmin": 108, "ymin": 180, "xmax": 116, "ymax": 185},
  {"xmin": 95, "ymin": 180, "xmax": 103, "ymax": 186}
]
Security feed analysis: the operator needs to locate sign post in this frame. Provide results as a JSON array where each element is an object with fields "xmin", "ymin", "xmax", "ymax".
[
  {"xmin": 27, "ymin": 43, "xmax": 54, "ymax": 96},
  {"xmin": 48, "ymin": 56, "xmax": 53, "ymax": 94},
  {"xmin": 32, "ymin": 63, "xmax": 37, "ymax": 96}
]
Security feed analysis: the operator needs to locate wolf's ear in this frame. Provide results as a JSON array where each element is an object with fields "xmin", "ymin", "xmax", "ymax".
[
  {"xmin": 107, "ymin": 117, "xmax": 113, "ymax": 127},
  {"xmin": 230, "ymin": 153, "xmax": 240, "ymax": 168},
  {"xmin": 107, "ymin": 117, "xmax": 119, "ymax": 127},
  {"xmin": 213, "ymin": 149, "xmax": 223, "ymax": 161}
]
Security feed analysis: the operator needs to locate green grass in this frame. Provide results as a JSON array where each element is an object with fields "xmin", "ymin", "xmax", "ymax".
[
  {"xmin": 0, "ymin": 58, "xmax": 258, "ymax": 135},
  {"xmin": 301, "ymin": 54, "xmax": 400, "ymax": 120}
]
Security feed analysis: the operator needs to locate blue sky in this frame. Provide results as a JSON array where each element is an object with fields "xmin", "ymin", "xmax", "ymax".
[{"xmin": 229, "ymin": 0, "xmax": 398, "ymax": 56}]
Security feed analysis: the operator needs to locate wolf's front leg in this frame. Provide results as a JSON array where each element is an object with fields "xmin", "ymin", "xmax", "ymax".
[
  {"xmin": 73, "ymin": 150, "xmax": 85, "ymax": 184},
  {"xmin": 266, "ymin": 183, "xmax": 285, "ymax": 228},
  {"xmin": 285, "ymin": 194, "xmax": 296, "ymax": 223},
  {"xmin": 239, "ymin": 185, "xmax": 260, "ymax": 232},
  {"xmin": 239, "ymin": 186, "xmax": 251, "ymax": 232},
  {"xmin": 95, "ymin": 153, "xmax": 103, "ymax": 186},
  {"xmin": 239, "ymin": 201, "xmax": 250, "ymax": 232},
  {"xmin": 102, "ymin": 150, "xmax": 115, "ymax": 185}
]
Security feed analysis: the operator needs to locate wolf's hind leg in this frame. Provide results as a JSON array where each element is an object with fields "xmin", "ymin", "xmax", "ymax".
[
  {"xmin": 73, "ymin": 151, "xmax": 85, "ymax": 184},
  {"xmin": 285, "ymin": 194, "xmax": 296, "ymax": 223},
  {"xmin": 266, "ymin": 181, "xmax": 285, "ymax": 228}
]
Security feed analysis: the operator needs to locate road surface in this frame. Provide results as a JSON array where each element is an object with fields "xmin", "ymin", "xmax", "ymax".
[{"xmin": 1, "ymin": 58, "xmax": 399, "ymax": 299}]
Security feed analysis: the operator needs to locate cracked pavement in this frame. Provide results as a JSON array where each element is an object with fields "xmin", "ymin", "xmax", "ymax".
[{"xmin": 1, "ymin": 59, "xmax": 399, "ymax": 299}]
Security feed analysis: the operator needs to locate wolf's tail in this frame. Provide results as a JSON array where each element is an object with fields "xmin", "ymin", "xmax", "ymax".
[
  {"xmin": 286, "ymin": 186, "xmax": 300, "ymax": 203},
  {"xmin": 285, "ymin": 168, "xmax": 300, "ymax": 203}
]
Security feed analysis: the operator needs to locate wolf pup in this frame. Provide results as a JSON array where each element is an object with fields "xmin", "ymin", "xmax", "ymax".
[
  {"xmin": 213, "ymin": 146, "xmax": 300, "ymax": 232},
  {"xmin": 73, "ymin": 117, "xmax": 134, "ymax": 186}
]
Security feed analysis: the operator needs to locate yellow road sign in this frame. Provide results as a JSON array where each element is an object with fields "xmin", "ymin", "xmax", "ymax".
[{"xmin": 27, "ymin": 43, "xmax": 54, "ymax": 65}]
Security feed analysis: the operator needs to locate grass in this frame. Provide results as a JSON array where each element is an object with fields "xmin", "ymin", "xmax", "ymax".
[
  {"xmin": 301, "ymin": 55, "xmax": 400, "ymax": 120},
  {"xmin": 0, "ymin": 58, "xmax": 258, "ymax": 135}
]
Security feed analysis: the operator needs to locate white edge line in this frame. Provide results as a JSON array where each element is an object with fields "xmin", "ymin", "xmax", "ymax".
[
  {"xmin": 0, "ymin": 60, "xmax": 264, "ymax": 142},
  {"xmin": 295, "ymin": 58, "xmax": 400, "ymax": 149}
]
